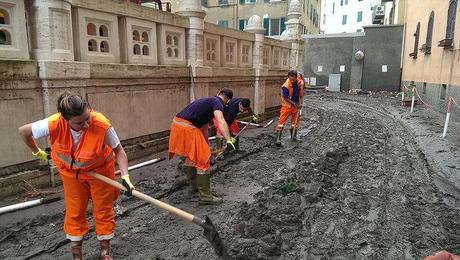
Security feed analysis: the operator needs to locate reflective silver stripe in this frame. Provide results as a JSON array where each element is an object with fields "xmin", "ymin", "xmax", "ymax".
[
  {"xmin": 56, "ymin": 150, "xmax": 114, "ymax": 170},
  {"xmin": 66, "ymin": 234, "xmax": 83, "ymax": 242},
  {"xmin": 97, "ymin": 233, "xmax": 114, "ymax": 241},
  {"xmin": 173, "ymin": 118, "xmax": 196, "ymax": 129}
]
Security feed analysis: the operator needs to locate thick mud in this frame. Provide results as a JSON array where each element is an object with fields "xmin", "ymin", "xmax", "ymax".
[{"xmin": 1, "ymin": 92, "xmax": 460, "ymax": 259}]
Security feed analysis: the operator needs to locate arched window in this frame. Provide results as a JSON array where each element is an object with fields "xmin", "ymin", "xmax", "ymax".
[
  {"xmin": 409, "ymin": 22, "xmax": 420, "ymax": 59},
  {"xmin": 133, "ymin": 44, "xmax": 141, "ymax": 55},
  {"xmin": 0, "ymin": 29, "xmax": 11, "ymax": 45},
  {"xmin": 142, "ymin": 32, "xmax": 149, "ymax": 42},
  {"xmin": 167, "ymin": 47, "xmax": 172, "ymax": 57},
  {"xmin": 440, "ymin": 0, "xmax": 457, "ymax": 47},
  {"xmin": 174, "ymin": 48, "xmax": 179, "ymax": 57},
  {"xmin": 173, "ymin": 36, "xmax": 178, "ymax": 46},
  {"xmin": 100, "ymin": 41, "xmax": 109, "ymax": 53},
  {"xmin": 133, "ymin": 30, "xmax": 140, "ymax": 41},
  {"xmin": 99, "ymin": 25, "xmax": 108, "ymax": 37},
  {"xmin": 0, "ymin": 8, "xmax": 10, "ymax": 24},
  {"xmin": 166, "ymin": 35, "xmax": 172, "ymax": 45},
  {"xmin": 87, "ymin": 23, "xmax": 97, "ymax": 36},
  {"xmin": 142, "ymin": 45, "xmax": 149, "ymax": 55},
  {"xmin": 423, "ymin": 11, "xmax": 434, "ymax": 54},
  {"xmin": 88, "ymin": 39, "xmax": 97, "ymax": 51}
]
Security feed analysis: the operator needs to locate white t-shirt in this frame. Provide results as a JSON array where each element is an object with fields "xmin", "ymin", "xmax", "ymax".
[{"xmin": 31, "ymin": 118, "xmax": 120, "ymax": 151}]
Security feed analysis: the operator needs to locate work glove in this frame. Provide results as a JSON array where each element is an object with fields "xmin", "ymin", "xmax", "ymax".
[
  {"xmin": 32, "ymin": 148, "xmax": 49, "ymax": 162},
  {"xmin": 251, "ymin": 115, "xmax": 258, "ymax": 123},
  {"xmin": 225, "ymin": 137, "xmax": 237, "ymax": 152},
  {"xmin": 121, "ymin": 174, "xmax": 135, "ymax": 196}
]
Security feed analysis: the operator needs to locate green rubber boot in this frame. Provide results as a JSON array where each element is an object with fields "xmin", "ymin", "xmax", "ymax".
[
  {"xmin": 184, "ymin": 166, "xmax": 197, "ymax": 193},
  {"xmin": 275, "ymin": 131, "xmax": 282, "ymax": 146},
  {"xmin": 196, "ymin": 171, "xmax": 223, "ymax": 205},
  {"xmin": 215, "ymin": 137, "xmax": 224, "ymax": 149},
  {"xmin": 233, "ymin": 136, "xmax": 240, "ymax": 151}
]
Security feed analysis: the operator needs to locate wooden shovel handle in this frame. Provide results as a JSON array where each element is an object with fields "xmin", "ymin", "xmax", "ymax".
[{"xmin": 88, "ymin": 172, "xmax": 196, "ymax": 223}]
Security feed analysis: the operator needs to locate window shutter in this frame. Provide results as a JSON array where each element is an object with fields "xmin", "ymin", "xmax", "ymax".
[
  {"xmin": 263, "ymin": 17, "xmax": 269, "ymax": 36},
  {"xmin": 280, "ymin": 17, "xmax": 286, "ymax": 34},
  {"xmin": 239, "ymin": 19, "xmax": 246, "ymax": 31},
  {"xmin": 240, "ymin": 0, "xmax": 245, "ymax": 4}
]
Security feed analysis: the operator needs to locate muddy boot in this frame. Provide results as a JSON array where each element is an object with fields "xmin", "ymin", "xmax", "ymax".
[
  {"xmin": 184, "ymin": 166, "xmax": 198, "ymax": 193},
  {"xmin": 233, "ymin": 136, "xmax": 240, "ymax": 151},
  {"xmin": 70, "ymin": 241, "xmax": 83, "ymax": 260},
  {"xmin": 275, "ymin": 131, "xmax": 282, "ymax": 146},
  {"xmin": 99, "ymin": 239, "xmax": 112, "ymax": 260},
  {"xmin": 196, "ymin": 170, "xmax": 223, "ymax": 205},
  {"xmin": 215, "ymin": 137, "xmax": 224, "ymax": 149},
  {"xmin": 290, "ymin": 128, "xmax": 302, "ymax": 142}
]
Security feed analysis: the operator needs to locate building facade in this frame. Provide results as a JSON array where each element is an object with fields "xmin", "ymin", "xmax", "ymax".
[
  {"xmin": 303, "ymin": 25, "xmax": 403, "ymax": 92},
  {"xmin": 169, "ymin": 0, "xmax": 320, "ymax": 37},
  {"xmin": 402, "ymin": 0, "xmax": 460, "ymax": 118},
  {"xmin": 320, "ymin": 0, "xmax": 397, "ymax": 33}
]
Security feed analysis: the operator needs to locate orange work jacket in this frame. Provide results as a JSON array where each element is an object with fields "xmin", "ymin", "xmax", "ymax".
[
  {"xmin": 281, "ymin": 77, "xmax": 304, "ymax": 107},
  {"xmin": 48, "ymin": 111, "xmax": 115, "ymax": 179}
]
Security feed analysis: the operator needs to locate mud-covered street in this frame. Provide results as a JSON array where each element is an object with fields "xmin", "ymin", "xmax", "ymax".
[{"xmin": 1, "ymin": 92, "xmax": 460, "ymax": 259}]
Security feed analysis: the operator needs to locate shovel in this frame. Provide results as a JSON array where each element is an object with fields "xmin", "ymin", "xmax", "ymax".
[
  {"xmin": 291, "ymin": 104, "xmax": 302, "ymax": 142},
  {"xmin": 88, "ymin": 172, "xmax": 231, "ymax": 259},
  {"xmin": 238, "ymin": 119, "xmax": 274, "ymax": 128}
]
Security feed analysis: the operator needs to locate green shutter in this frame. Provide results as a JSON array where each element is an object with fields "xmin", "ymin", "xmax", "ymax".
[
  {"xmin": 239, "ymin": 0, "xmax": 245, "ymax": 4},
  {"xmin": 263, "ymin": 17, "xmax": 269, "ymax": 36},
  {"xmin": 280, "ymin": 17, "xmax": 286, "ymax": 34},
  {"xmin": 239, "ymin": 19, "xmax": 246, "ymax": 31}
]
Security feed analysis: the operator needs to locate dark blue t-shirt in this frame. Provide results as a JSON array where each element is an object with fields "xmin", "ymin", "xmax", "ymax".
[
  {"xmin": 224, "ymin": 98, "xmax": 241, "ymax": 124},
  {"xmin": 176, "ymin": 96, "xmax": 224, "ymax": 127},
  {"xmin": 282, "ymin": 81, "xmax": 300, "ymax": 103}
]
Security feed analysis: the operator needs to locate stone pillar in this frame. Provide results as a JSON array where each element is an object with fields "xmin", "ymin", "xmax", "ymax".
[
  {"xmin": 28, "ymin": 0, "xmax": 74, "ymax": 61},
  {"xmin": 245, "ymin": 15, "xmax": 266, "ymax": 116},
  {"xmin": 176, "ymin": 0, "xmax": 206, "ymax": 102},
  {"xmin": 281, "ymin": 0, "xmax": 304, "ymax": 71}
]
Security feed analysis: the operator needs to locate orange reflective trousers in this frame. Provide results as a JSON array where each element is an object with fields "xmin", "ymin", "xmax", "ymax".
[
  {"xmin": 61, "ymin": 170, "xmax": 119, "ymax": 241},
  {"xmin": 276, "ymin": 105, "xmax": 299, "ymax": 132}
]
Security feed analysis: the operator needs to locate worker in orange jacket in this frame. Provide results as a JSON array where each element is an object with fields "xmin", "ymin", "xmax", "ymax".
[
  {"xmin": 212, "ymin": 97, "xmax": 257, "ymax": 150},
  {"xmin": 168, "ymin": 89, "xmax": 237, "ymax": 205},
  {"xmin": 275, "ymin": 70, "xmax": 304, "ymax": 145},
  {"xmin": 18, "ymin": 92, "xmax": 135, "ymax": 260}
]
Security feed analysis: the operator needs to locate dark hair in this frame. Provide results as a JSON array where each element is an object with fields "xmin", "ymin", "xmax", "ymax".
[
  {"xmin": 241, "ymin": 98, "xmax": 251, "ymax": 108},
  {"xmin": 288, "ymin": 70, "xmax": 297, "ymax": 77},
  {"xmin": 218, "ymin": 88, "xmax": 233, "ymax": 100},
  {"xmin": 57, "ymin": 91, "xmax": 89, "ymax": 120}
]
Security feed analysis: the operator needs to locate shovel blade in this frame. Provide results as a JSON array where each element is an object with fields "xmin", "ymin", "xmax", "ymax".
[{"xmin": 202, "ymin": 216, "xmax": 231, "ymax": 259}]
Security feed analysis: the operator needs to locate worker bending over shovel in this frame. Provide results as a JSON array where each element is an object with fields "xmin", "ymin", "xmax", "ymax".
[
  {"xmin": 213, "ymin": 97, "xmax": 257, "ymax": 150},
  {"xmin": 18, "ymin": 92, "xmax": 135, "ymax": 260},
  {"xmin": 168, "ymin": 89, "xmax": 237, "ymax": 205},
  {"xmin": 275, "ymin": 70, "xmax": 304, "ymax": 145}
]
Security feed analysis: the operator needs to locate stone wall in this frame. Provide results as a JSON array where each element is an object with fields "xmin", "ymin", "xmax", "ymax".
[{"xmin": 0, "ymin": 0, "xmax": 304, "ymax": 197}]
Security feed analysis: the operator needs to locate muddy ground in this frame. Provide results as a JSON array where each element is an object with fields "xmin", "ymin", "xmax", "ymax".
[{"xmin": 1, "ymin": 92, "xmax": 460, "ymax": 259}]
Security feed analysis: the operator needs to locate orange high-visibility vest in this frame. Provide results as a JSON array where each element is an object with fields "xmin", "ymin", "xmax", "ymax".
[
  {"xmin": 281, "ymin": 77, "xmax": 304, "ymax": 107},
  {"xmin": 48, "ymin": 111, "xmax": 115, "ymax": 179}
]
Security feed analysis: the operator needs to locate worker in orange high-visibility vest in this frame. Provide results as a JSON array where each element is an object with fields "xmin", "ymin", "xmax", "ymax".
[
  {"xmin": 169, "ymin": 88, "xmax": 237, "ymax": 205},
  {"xmin": 275, "ymin": 70, "xmax": 304, "ymax": 145},
  {"xmin": 18, "ymin": 92, "xmax": 135, "ymax": 260}
]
